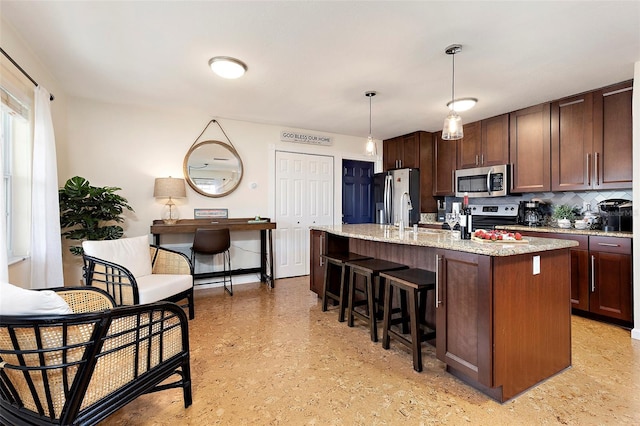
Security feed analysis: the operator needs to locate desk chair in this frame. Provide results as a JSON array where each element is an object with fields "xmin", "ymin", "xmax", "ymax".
[{"xmin": 191, "ymin": 228, "xmax": 233, "ymax": 295}]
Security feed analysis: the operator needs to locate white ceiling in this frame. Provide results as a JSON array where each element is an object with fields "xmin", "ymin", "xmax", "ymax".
[{"xmin": 2, "ymin": 1, "xmax": 639, "ymax": 140}]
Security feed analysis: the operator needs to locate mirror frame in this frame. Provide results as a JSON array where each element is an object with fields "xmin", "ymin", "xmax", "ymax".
[{"xmin": 183, "ymin": 140, "xmax": 244, "ymax": 198}]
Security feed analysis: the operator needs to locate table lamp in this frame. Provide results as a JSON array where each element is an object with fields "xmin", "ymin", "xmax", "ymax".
[{"xmin": 154, "ymin": 177, "xmax": 186, "ymax": 224}]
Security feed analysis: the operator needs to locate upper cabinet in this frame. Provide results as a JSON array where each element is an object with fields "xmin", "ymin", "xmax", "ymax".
[
  {"xmin": 432, "ymin": 131, "xmax": 457, "ymax": 196},
  {"xmin": 551, "ymin": 80, "xmax": 632, "ymax": 191},
  {"xmin": 383, "ymin": 132, "xmax": 420, "ymax": 170},
  {"xmin": 592, "ymin": 80, "xmax": 633, "ymax": 190},
  {"xmin": 509, "ymin": 103, "xmax": 551, "ymax": 193},
  {"xmin": 457, "ymin": 114, "xmax": 509, "ymax": 169},
  {"xmin": 551, "ymin": 92, "xmax": 594, "ymax": 191},
  {"xmin": 383, "ymin": 131, "xmax": 437, "ymax": 212}
]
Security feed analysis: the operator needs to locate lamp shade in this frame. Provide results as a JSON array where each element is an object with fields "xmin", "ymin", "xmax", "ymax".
[
  {"xmin": 153, "ymin": 177, "xmax": 186, "ymax": 199},
  {"xmin": 442, "ymin": 110, "xmax": 464, "ymax": 141}
]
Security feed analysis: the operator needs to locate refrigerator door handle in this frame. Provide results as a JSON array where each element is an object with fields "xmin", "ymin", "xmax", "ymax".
[{"xmin": 384, "ymin": 175, "xmax": 392, "ymax": 224}]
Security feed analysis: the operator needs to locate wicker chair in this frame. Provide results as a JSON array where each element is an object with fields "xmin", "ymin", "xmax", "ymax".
[
  {"xmin": 0, "ymin": 286, "xmax": 192, "ymax": 426},
  {"xmin": 82, "ymin": 236, "xmax": 195, "ymax": 319}
]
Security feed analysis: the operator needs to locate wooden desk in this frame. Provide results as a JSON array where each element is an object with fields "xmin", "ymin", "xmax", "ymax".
[{"xmin": 151, "ymin": 218, "xmax": 276, "ymax": 287}]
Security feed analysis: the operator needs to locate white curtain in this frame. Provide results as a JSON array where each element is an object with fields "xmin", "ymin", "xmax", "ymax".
[{"xmin": 30, "ymin": 86, "xmax": 64, "ymax": 288}]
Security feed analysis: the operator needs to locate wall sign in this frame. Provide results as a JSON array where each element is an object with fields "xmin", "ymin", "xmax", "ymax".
[{"xmin": 280, "ymin": 131, "xmax": 332, "ymax": 146}]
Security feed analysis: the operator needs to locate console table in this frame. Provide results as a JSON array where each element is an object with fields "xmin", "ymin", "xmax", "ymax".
[{"xmin": 150, "ymin": 218, "xmax": 276, "ymax": 287}]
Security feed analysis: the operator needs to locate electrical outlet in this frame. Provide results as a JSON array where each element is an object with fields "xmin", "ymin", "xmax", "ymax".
[{"xmin": 583, "ymin": 201, "xmax": 590, "ymax": 212}]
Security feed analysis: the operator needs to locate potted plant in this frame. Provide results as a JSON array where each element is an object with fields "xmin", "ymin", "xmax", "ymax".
[
  {"xmin": 552, "ymin": 204, "xmax": 579, "ymax": 228},
  {"xmin": 59, "ymin": 176, "xmax": 134, "ymax": 255}
]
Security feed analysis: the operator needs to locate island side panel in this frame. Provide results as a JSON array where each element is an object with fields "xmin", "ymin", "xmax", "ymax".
[{"xmin": 492, "ymin": 248, "xmax": 571, "ymax": 401}]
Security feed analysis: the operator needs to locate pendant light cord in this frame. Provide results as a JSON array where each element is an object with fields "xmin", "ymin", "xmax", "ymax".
[
  {"xmin": 451, "ymin": 52, "xmax": 455, "ymax": 108},
  {"xmin": 369, "ymin": 95, "xmax": 372, "ymax": 136}
]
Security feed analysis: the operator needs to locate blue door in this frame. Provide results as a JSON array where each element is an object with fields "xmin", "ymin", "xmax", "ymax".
[{"xmin": 342, "ymin": 159, "xmax": 374, "ymax": 224}]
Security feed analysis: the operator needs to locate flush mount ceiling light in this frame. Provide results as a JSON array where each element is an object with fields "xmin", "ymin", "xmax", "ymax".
[
  {"xmin": 208, "ymin": 56, "xmax": 247, "ymax": 79},
  {"xmin": 442, "ymin": 44, "xmax": 464, "ymax": 141},
  {"xmin": 365, "ymin": 91, "xmax": 377, "ymax": 156},
  {"xmin": 446, "ymin": 97, "xmax": 478, "ymax": 112}
]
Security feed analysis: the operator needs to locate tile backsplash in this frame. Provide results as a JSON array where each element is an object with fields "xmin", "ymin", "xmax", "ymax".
[{"xmin": 439, "ymin": 189, "xmax": 632, "ymax": 214}]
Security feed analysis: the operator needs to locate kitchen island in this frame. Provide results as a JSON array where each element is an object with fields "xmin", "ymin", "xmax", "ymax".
[{"xmin": 310, "ymin": 224, "xmax": 578, "ymax": 402}]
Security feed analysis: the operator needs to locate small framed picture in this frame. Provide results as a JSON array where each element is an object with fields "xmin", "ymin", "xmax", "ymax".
[{"xmin": 194, "ymin": 208, "xmax": 228, "ymax": 219}]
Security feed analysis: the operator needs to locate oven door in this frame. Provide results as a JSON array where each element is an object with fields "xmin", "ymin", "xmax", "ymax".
[{"xmin": 471, "ymin": 215, "xmax": 519, "ymax": 231}]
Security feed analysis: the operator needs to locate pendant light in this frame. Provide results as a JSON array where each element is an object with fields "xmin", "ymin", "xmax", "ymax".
[
  {"xmin": 442, "ymin": 44, "xmax": 464, "ymax": 141},
  {"xmin": 365, "ymin": 91, "xmax": 377, "ymax": 155}
]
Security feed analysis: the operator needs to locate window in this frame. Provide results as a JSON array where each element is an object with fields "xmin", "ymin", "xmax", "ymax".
[{"xmin": 1, "ymin": 71, "xmax": 33, "ymax": 260}]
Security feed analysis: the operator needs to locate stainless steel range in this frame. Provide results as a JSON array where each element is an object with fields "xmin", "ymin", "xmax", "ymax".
[
  {"xmin": 441, "ymin": 203, "xmax": 520, "ymax": 231},
  {"xmin": 468, "ymin": 203, "xmax": 519, "ymax": 231}
]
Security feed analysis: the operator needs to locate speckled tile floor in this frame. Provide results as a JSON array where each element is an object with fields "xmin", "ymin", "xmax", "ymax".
[{"xmin": 102, "ymin": 277, "xmax": 640, "ymax": 425}]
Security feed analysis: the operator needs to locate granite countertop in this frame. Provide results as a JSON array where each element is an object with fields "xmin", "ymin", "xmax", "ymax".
[
  {"xmin": 496, "ymin": 224, "xmax": 632, "ymax": 239},
  {"xmin": 311, "ymin": 224, "xmax": 578, "ymax": 257}
]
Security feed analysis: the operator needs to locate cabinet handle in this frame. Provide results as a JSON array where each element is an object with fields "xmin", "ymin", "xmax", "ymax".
[
  {"xmin": 597, "ymin": 242, "xmax": 620, "ymax": 248},
  {"xmin": 586, "ymin": 153, "xmax": 591, "ymax": 186},
  {"xmin": 594, "ymin": 152, "xmax": 600, "ymax": 186},
  {"xmin": 480, "ymin": 154, "xmax": 484, "ymax": 165},
  {"xmin": 475, "ymin": 154, "xmax": 479, "ymax": 166},
  {"xmin": 319, "ymin": 234, "xmax": 324, "ymax": 266},
  {"xmin": 435, "ymin": 255, "xmax": 441, "ymax": 308},
  {"xmin": 451, "ymin": 170, "xmax": 455, "ymax": 194},
  {"xmin": 590, "ymin": 255, "xmax": 595, "ymax": 292}
]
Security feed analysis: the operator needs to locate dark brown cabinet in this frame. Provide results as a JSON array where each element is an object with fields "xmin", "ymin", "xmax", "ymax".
[
  {"xmin": 432, "ymin": 131, "xmax": 457, "ymax": 196},
  {"xmin": 456, "ymin": 120, "xmax": 482, "ymax": 169},
  {"xmin": 383, "ymin": 131, "xmax": 436, "ymax": 212},
  {"xmin": 383, "ymin": 132, "xmax": 420, "ymax": 171},
  {"xmin": 588, "ymin": 236, "xmax": 632, "ymax": 323},
  {"xmin": 436, "ymin": 250, "xmax": 492, "ymax": 387},
  {"xmin": 509, "ymin": 104, "xmax": 551, "ymax": 193},
  {"xmin": 519, "ymin": 231, "xmax": 589, "ymax": 311},
  {"xmin": 516, "ymin": 230, "xmax": 632, "ymax": 326},
  {"xmin": 309, "ymin": 230, "xmax": 326, "ymax": 295},
  {"xmin": 592, "ymin": 80, "xmax": 633, "ymax": 190},
  {"xmin": 436, "ymin": 247, "xmax": 571, "ymax": 402},
  {"xmin": 457, "ymin": 114, "xmax": 509, "ymax": 169},
  {"xmin": 551, "ymin": 80, "xmax": 632, "ymax": 191},
  {"xmin": 551, "ymin": 91, "xmax": 594, "ymax": 191}
]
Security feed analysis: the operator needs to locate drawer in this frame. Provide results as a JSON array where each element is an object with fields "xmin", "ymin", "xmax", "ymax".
[
  {"xmin": 519, "ymin": 231, "xmax": 588, "ymax": 250},
  {"xmin": 589, "ymin": 236, "xmax": 632, "ymax": 255}
]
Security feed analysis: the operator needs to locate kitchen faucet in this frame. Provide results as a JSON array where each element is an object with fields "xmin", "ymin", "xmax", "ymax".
[{"xmin": 399, "ymin": 191, "xmax": 413, "ymax": 233}]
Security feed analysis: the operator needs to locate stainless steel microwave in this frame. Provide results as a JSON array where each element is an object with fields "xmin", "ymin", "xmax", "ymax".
[{"xmin": 455, "ymin": 164, "xmax": 510, "ymax": 198}]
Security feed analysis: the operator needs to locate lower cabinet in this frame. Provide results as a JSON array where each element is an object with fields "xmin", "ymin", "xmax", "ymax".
[
  {"xmin": 518, "ymin": 231, "xmax": 632, "ymax": 325},
  {"xmin": 309, "ymin": 230, "xmax": 326, "ymax": 295},
  {"xmin": 309, "ymin": 230, "xmax": 351, "ymax": 295},
  {"xmin": 589, "ymin": 236, "xmax": 633, "ymax": 323}
]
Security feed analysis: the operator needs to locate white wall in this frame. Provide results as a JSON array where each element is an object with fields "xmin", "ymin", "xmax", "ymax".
[{"xmin": 61, "ymin": 98, "xmax": 381, "ymax": 284}]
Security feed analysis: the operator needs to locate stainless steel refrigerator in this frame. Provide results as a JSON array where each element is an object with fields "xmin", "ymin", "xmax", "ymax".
[{"xmin": 373, "ymin": 168, "xmax": 420, "ymax": 226}]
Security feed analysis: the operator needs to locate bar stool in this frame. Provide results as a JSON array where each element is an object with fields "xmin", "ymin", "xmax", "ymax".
[
  {"xmin": 321, "ymin": 252, "xmax": 372, "ymax": 322},
  {"xmin": 379, "ymin": 268, "xmax": 436, "ymax": 372},
  {"xmin": 346, "ymin": 258, "xmax": 408, "ymax": 342}
]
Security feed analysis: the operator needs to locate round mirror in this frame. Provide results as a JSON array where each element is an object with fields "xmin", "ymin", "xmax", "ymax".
[{"xmin": 183, "ymin": 140, "xmax": 243, "ymax": 197}]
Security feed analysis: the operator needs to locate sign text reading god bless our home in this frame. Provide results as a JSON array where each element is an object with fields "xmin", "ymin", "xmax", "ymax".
[{"xmin": 280, "ymin": 131, "xmax": 332, "ymax": 146}]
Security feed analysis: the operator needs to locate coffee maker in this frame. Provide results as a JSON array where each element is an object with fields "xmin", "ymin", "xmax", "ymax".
[
  {"xmin": 518, "ymin": 201, "xmax": 542, "ymax": 226},
  {"xmin": 598, "ymin": 199, "xmax": 632, "ymax": 232}
]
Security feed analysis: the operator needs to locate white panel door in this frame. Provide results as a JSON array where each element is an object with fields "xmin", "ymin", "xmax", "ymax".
[{"xmin": 275, "ymin": 151, "xmax": 333, "ymax": 278}]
